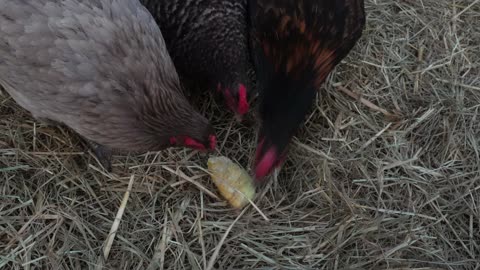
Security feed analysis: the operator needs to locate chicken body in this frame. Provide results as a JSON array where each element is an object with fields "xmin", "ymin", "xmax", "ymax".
[
  {"xmin": 0, "ymin": 0, "xmax": 216, "ymax": 170},
  {"xmin": 140, "ymin": 0, "xmax": 253, "ymax": 118},
  {"xmin": 249, "ymin": 0, "xmax": 366, "ymax": 180}
]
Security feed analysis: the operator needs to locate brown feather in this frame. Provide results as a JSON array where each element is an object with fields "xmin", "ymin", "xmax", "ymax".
[{"xmin": 248, "ymin": 0, "xmax": 366, "ymax": 180}]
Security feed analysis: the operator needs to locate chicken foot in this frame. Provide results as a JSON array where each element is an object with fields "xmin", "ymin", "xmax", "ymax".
[{"xmin": 85, "ymin": 140, "xmax": 113, "ymax": 172}]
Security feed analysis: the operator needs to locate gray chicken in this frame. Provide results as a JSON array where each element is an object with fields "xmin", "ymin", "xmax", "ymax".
[{"xmin": 0, "ymin": 0, "xmax": 216, "ymax": 171}]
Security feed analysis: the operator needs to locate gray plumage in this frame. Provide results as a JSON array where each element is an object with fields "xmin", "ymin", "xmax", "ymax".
[{"xmin": 0, "ymin": 0, "xmax": 214, "ymax": 161}]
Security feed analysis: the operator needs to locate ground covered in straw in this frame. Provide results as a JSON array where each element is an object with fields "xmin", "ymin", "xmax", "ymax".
[{"xmin": 1, "ymin": 0, "xmax": 479, "ymax": 269}]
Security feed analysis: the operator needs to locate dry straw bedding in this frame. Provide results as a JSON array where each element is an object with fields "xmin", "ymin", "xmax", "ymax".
[{"xmin": 1, "ymin": 0, "xmax": 479, "ymax": 269}]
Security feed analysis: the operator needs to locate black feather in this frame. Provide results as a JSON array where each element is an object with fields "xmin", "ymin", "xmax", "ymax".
[{"xmin": 141, "ymin": 0, "xmax": 255, "ymax": 113}]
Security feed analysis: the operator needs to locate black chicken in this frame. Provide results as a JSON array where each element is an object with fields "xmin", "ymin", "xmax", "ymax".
[
  {"xmin": 249, "ymin": 0, "xmax": 366, "ymax": 180},
  {"xmin": 141, "ymin": 0, "xmax": 253, "ymax": 119}
]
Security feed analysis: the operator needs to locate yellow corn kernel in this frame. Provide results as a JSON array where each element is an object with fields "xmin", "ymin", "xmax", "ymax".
[{"xmin": 207, "ymin": 156, "xmax": 255, "ymax": 209}]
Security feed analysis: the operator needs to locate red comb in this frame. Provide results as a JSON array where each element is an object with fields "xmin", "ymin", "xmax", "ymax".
[
  {"xmin": 219, "ymin": 83, "xmax": 249, "ymax": 115},
  {"xmin": 237, "ymin": 84, "xmax": 249, "ymax": 115}
]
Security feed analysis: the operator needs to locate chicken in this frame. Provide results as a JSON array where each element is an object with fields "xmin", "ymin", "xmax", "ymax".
[
  {"xmin": 249, "ymin": 0, "xmax": 366, "ymax": 180},
  {"xmin": 140, "ymin": 0, "xmax": 253, "ymax": 119},
  {"xmin": 0, "ymin": 0, "xmax": 216, "ymax": 171}
]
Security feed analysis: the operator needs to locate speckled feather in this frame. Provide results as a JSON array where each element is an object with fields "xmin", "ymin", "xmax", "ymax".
[
  {"xmin": 0, "ymin": 0, "xmax": 213, "ymax": 153},
  {"xmin": 140, "ymin": 0, "xmax": 256, "ymax": 111}
]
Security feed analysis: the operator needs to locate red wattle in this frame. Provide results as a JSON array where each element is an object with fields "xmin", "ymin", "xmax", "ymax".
[
  {"xmin": 209, "ymin": 135, "xmax": 217, "ymax": 150},
  {"xmin": 237, "ymin": 84, "xmax": 249, "ymax": 115},
  {"xmin": 255, "ymin": 147, "xmax": 278, "ymax": 180},
  {"xmin": 184, "ymin": 137, "xmax": 206, "ymax": 150}
]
